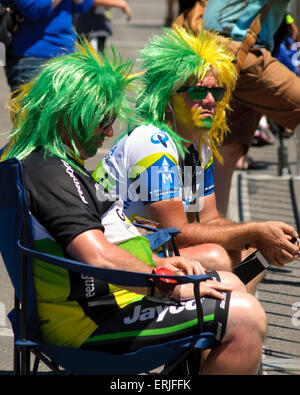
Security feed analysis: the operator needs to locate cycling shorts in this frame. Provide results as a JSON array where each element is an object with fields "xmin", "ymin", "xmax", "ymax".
[{"xmin": 80, "ymin": 271, "xmax": 231, "ymax": 353}]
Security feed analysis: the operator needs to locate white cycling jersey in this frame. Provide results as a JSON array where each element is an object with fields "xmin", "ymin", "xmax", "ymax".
[{"xmin": 93, "ymin": 124, "xmax": 214, "ymax": 221}]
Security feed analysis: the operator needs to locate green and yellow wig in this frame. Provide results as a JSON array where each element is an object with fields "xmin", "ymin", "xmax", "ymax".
[
  {"xmin": 135, "ymin": 26, "xmax": 238, "ymax": 162},
  {"xmin": 1, "ymin": 40, "xmax": 137, "ymax": 169}
]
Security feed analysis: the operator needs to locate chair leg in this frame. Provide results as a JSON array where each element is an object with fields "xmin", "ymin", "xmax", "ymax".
[
  {"xmin": 20, "ymin": 346, "xmax": 31, "ymax": 375},
  {"xmin": 162, "ymin": 347, "xmax": 198, "ymax": 375},
  {"xmin": 183, "ymin": 349, "xmax": 202, "ymax": 375},
  {"xmin": 32, "ymin": 354, "xmax": 40, "ymax": 375},
  {"xmin": 31, "ymin": 349, "xmax": 66, "ymax": 375},
  {"xmin": 13, "ymin": 294, "xmax": 21, "ymax": 375},
  {"xmin": 13, "ymin": 345, "xmax": 20, "ymax": 375}
]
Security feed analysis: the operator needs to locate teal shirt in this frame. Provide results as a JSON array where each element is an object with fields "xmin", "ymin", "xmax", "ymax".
[{"xmin": 203, "ymin": 0, "xmax": 291, "ymax": 51}]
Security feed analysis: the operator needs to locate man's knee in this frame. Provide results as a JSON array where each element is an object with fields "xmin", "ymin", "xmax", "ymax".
[
  {"xmin": 180, "ymin": 243, "xmax": 232, "ymax": 272},
  {"xmin": 202, "ymin": 243, "xmax": 232, "ymax": 271},
  {"xmin": 225, "ymin": 291, "xmax": 267, "ymax": 343},
  {"xmin": 217, "ymin": 271, "xmax": 247, "ymax": 293},
  {"xmin": 203, "ymin": 291, "xmax": 266, "ymax": 374}
]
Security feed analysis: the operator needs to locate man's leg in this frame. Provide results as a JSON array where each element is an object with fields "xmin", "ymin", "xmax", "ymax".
[
  {"xmin": 202, "ymin": 284, "xmax": 267, "ymax": 374},
  {"xmin": 81, "ymin": 271, "xmax": 266, "ymax": 374},
  {"xmin": 179, "ymin": 243, "xmax": 233, "ymax": 272},
  {"xmin": 215, "ymin": 48, "xmax": 300, "ymax": 217},
  {"xmin": 199, "ymin": 271, "xmax": 266, "ymax": 375},
  {"xmin": 214, "ymin": 141, "xmax": 248, "ymax": 217},
  {"xmin": 179, "ymin": 234, "xmax": 268, "ymax": 294},
  {"xmin": 214, "ymin": 97, "xmax": 262, "ymax": 216},
  {"xmin": 179, "ymin": 241, "xmax": 265, "ymax": 294}
]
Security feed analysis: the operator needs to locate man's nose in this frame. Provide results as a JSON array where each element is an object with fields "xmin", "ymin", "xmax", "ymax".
[
  {"xmin": 203, "ymin": 91, "xmax": 215, "ymax": 103},
  {"xmin": 104, "ymin": 125, "xmax": 114, "ymax": 137}
]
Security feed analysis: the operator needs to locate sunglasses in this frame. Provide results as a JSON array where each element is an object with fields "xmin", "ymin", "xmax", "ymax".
[
  {"xmin": 176, "ymin": 86, "xmax": 226, "ymax": 102},
  {"xmin": 99, "ymin": 113, "xmax": 117, "ymax": 130}
]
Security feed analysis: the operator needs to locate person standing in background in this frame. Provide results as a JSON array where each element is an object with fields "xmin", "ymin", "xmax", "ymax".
[
  {"xmin": 202, "ymin": 0, "xmax": 300, "ymax": 216},
  {"xmin": 165, "ymin": 0, "xmax": 196, "ymax": 26},
  {"xmin": 75, "ymin": 0, "xmax": 132, "ymax": 53}
]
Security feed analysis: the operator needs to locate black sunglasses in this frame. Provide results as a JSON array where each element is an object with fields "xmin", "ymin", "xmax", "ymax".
[{"xmin": 176, "ymin": 86, "xmax": 226, "ymax": 102}]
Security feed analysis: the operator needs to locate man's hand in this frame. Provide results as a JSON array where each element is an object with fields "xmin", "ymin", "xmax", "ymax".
[
  {"xmin": 92, "ymin": 0, "xmax": 132, "ymax": 21},
  {"xmin": 120, "ymin": 0, "xmax": 132, "ymax": 20},
  {"xmin": 178, "ymin": 279, "xmax": 233, "ymax": 301},
  {"xmin": 152, "ymin": 255, "xmax": 233, "ymax": 301},
  {"xmin": 254, "ymin": 221, "xmax": 300, "ymax": 266},
  {"xmin": 153, "ymin": 255, "xmax": 206, "ymax": 275}
]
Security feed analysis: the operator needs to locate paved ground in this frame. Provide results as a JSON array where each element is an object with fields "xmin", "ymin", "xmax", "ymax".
[
  {"xmin": 229, "ymin": 131, "xmax": 300, "ymax": 374},
  {"xmin": 0, "ymin": 0, "xmax": 299, "ymax": 375}
]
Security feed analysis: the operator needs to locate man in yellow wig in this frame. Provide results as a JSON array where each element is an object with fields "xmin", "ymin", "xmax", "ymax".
[{"xmin": 93, "ymin": 27, "xmax": 299, "ymax": 293}]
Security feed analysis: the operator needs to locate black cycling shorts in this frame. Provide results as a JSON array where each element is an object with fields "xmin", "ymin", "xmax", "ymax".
[{"xmin": 81, "ymin": 271, "xmax": 231, "ymax": 353}]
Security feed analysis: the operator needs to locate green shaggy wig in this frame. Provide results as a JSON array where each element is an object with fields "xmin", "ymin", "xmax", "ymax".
[
  {"xmin": 1, "ymin": 40, "xmax": 137, "ymax": 169},
  {"xmin": 134, "ymin": 26, "xmax": 238, "ymax": 161}
]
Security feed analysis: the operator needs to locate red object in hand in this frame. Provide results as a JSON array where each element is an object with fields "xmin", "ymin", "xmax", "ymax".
[
  {"xmin": 152, "ymin": 267, "xmax": 178, "ymax": 298},
  {"xmin": 153, "ymin": 267, "xmax": 178, "ymax": 283}
]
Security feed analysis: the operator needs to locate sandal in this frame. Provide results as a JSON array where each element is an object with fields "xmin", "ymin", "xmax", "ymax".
[
  {"xmin": 252, "ymin": 126, "xmax": 275, "ymax": 146},
  {"xmin": 235, "ymin": 155, "xmax": 258, "ymax": 170}
]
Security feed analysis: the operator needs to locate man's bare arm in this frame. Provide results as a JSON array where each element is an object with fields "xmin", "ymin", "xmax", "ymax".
[
  {"xmin": 93, "ymin": 0, "xmax": 132, "ymax": 20},
  {"xmin": 145, "ymin": 199, "xmax": 300, "ymax": 266},
  {"xmin": 66, "ymin": 228, "xmax": 231, "ymax": 299},
  {"xmin": 52, "ymin": 0, "xmax": 63, "ymax": 9}
]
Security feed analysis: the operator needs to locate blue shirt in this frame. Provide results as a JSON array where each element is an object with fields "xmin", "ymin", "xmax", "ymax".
[
  {"xmin": 4, "ymin": 0, "xmax": 92, "ymax": 58},
  {"xmin": 203, "ymin": 0, "xmax": 291, "ymax": 51}
]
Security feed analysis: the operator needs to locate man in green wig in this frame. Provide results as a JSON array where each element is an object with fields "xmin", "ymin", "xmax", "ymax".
[
  {"xmin": 0, "ymin": 40, "xmax": 267, "ymax": 374},
  {"xmin": 93, "ymin": 27, "xmax": 300, "ymax": 295}
]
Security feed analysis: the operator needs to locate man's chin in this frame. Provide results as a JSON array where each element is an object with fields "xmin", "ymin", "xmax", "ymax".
[{"xmin": 193, "ymin": 118, "xmax": 213, "ymax": 130}]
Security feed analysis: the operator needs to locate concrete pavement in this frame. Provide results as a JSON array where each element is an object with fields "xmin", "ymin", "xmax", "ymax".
[
  {"xmin": 0, "ymin": 64, "xmax": 14, "ymax": 374},
  {"xmin": 230, "ymin": 131, "xmax": 300, "ymax": 375}
]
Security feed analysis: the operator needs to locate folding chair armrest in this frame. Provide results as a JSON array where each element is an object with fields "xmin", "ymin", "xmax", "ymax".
[
  {"xmin": 17, "ymin": 240, "xmax": 211, "ymax": 288},
  {"xmin": 132, "ymin": 224, "xmax": 181, "ymax": 254},
  {"xmin": 132, "ymin": 222, "xmax": 181, "ymax": 237}
]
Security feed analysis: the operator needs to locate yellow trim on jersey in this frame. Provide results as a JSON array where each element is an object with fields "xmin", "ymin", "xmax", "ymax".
[
  {"xmin": 110, "ymin": 236, "xmax": 155, "ymax": 308},
  {"xmin": 33, "ymin": 239, "xmax": 70, "ymax": 301},
  {"xmin": 204, "ymin": 154, "xmax": 213, "ymax": 171},
  {"xmin": 33, "ymin": 233, "xmax": 155, "ymax": 347},
  {"xmin": 108, "ymin": 287, "xmax": 144, "ymax": 309},
  {"xmin": 129, "ymin": 153, "xmax": 178, "ymax": 180},
  {"xmin": 92, "ymin": 161, "xmax": 116, "ymax": 191}
]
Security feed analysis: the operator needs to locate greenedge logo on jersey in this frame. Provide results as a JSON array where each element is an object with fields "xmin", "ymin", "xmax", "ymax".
[{"xmin": 150, "ymin": 131, "xmax": 169, "ymax": 148}]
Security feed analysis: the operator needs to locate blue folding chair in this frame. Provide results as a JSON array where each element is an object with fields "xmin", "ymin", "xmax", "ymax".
[{"xmin": 0, "ymin": 157, "xmax": 215, "ymax": 375}]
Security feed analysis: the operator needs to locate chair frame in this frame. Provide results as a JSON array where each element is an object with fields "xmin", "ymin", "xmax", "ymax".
[
  {"xmin": 15, "ymin": 237, "xmax": 212, "ymax": 375},
  {"xmin": 0, "ymin": 157, "xmax": 215, "ymax": 375}
]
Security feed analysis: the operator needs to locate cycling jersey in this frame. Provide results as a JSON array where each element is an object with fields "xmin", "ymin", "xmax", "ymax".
[
  {"xmin": 93, "ymin": 124, "xmax": 214, "ymax": 221},
  {"xmin": 23, "ymin": 149, "xmax": 154, "ymax": 348}
]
